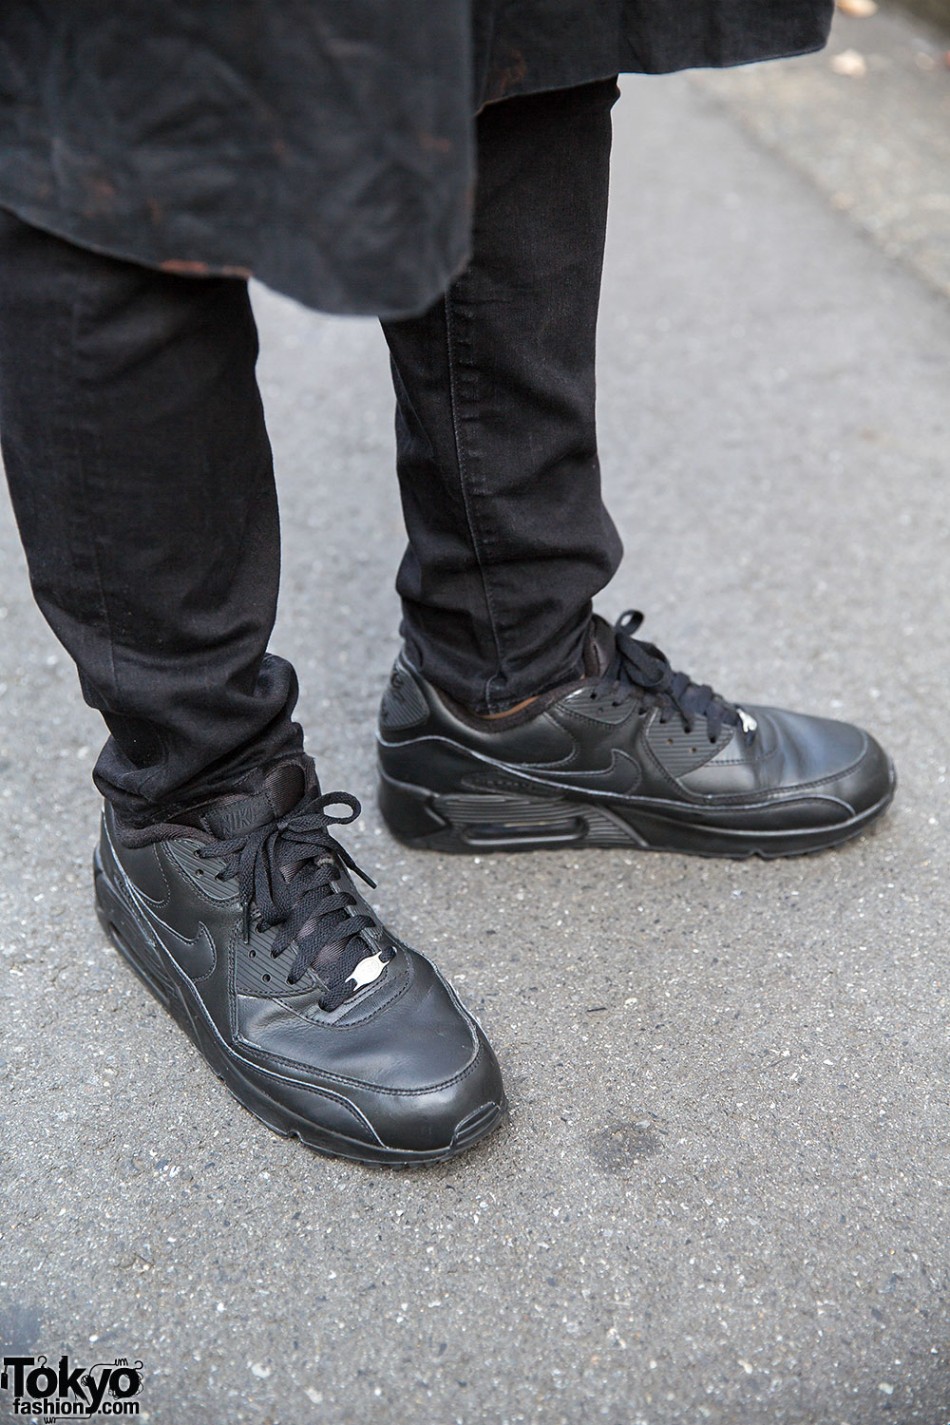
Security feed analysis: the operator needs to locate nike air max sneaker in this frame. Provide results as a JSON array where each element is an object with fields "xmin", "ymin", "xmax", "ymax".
[
  {"xmin": 94, "ymin": 760, "xmax": 506, "ymax": 1163},
  {"xmin": 377, "ymin": 612, "xmax": 896, "ymax": 858}
]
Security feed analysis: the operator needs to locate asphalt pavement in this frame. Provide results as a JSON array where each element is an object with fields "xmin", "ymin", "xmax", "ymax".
[{"xmin": 1, "ymin": 13, "xmax": 948, "ymax": 1425}]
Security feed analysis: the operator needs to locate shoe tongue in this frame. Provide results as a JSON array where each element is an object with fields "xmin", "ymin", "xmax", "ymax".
[
  {"xmin": 587, "ymin": 615, "xmax": 616, "ymax": 677},
  {"xmin": 200, "ymin": 762, "xmax": 308, "ymax": 839}
]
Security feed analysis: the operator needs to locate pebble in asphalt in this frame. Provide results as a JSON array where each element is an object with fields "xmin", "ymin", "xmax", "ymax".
[{"xmin": 0, "ymin": 47, "xmax": 948, "ymax": 1425}]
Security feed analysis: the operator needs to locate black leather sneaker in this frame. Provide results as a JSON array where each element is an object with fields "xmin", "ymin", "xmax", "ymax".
[
  {"xmin": 94, "ymin": 761, "xmax": 506, "ymax": 1164},
  {"xmin": 377, "ymin": 612, "xmax": 896, "ymax": 859}
]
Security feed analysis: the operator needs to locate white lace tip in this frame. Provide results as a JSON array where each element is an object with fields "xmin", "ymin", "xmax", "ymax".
[
  {"xmin": 738, "ymin": 708, "xmax": 758, "ymax": 734},
  {"xmin": 345, "ymin": 951, "xmax": 389, "ymax": 992}
]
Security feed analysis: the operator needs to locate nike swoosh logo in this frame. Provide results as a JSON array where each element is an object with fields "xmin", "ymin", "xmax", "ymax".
[
  {"xmin": 123, "ymin": 868, "xmax": 217, "ymax": 979},
  {"xmin": 457, "ymin": 742, "xmax": 644, "ymax": 798},
  {"xmin": 524, "ymin": 748, "xmax": 643, "ymax": 795}
]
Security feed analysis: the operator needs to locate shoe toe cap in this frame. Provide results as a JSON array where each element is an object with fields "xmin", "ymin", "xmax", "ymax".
[
  {"xmin": 357, "ymin": 949, "xmax": 506, "ymax": 1154},
  {"xmin": 759, "ymin": 707, "xmax": 895, "ymax": 815},
  {"xmin": 244, "ymin": 947, "xmax": 507, "ymax": 1158},
  {"xmin": 367, "ymin": 1023, "xmax": 507, "ymax": 1156}
]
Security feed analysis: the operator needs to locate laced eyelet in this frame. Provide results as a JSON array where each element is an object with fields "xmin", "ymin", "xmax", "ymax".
[{"xmin": 202, "ymin": 788, "xmax": 378, "ymax": 1019}]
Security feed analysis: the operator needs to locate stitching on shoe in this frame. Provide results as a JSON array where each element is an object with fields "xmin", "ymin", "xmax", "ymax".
[
  {"xmin": 640, "ymin": 718, "xmax": 871, "ymax": 802},
  {"xmin": 229, "ymin": 1061, "xmax": 382, "ymax": 1139},
  {"xmin": 557, "ymin": 700, "xmax": 639, "ymax": 731},
  {"xmin": 683, "ymin": 739, "xmax": 873, "ymax": 802},
  {"xmin": 237, "ymin": 1038, "xmax": 486, "ymax": 1097}
]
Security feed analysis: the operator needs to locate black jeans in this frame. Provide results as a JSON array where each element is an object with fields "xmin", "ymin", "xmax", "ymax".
[{"xmin": 0, "ymin": 78, "xmax": 621, "ymax": 828}]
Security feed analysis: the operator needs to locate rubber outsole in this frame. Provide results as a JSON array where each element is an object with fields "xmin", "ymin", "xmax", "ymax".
[
  {"xmin": 93, "ymin": 851, "xmax": 507, "ymax": 1166},
  {"xmin": 377, "ymin": 762, "xmax": 897, "ymax": 860}
]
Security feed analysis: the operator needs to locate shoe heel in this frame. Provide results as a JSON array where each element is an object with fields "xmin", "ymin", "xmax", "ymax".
[
  {"xmin": 93, "ymin": 853, "xmax": 176, "ymax": 1009},
  {"xmin": 377, "ymin": 768, "xmax": 461, "ymax": 850}
]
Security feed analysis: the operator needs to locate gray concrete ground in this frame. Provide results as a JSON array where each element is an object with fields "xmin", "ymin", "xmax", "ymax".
[
  {"xmin": 1, "ymin": 13, "xmax": 949, "ymax": 1425},
  {"xmin": 891, "ymin": 0, "xmax": 950, "ymax": 38},
  {"xmin": 698, "ymin": 3, "xmax": 950, "ymax": 300}
]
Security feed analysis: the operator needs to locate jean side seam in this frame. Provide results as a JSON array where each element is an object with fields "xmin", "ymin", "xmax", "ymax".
[
  {"xmin": 443, "ymin": 285, "xmax": 505, "ymax": 710},
  {"xmin": 65, "ymin": 263, "xmax": 122, "ymax": 710},
  {"xmin": 68, "ymin": 265, "xmax": 171, "ymax": 798}
]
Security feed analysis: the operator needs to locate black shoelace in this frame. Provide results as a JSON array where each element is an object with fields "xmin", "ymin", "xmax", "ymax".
[
  {"xmin": 195, "ymin": 792, "xmax": 391, "ymax": 1012},
  {"xmin": 601, "ymin": 610, "xmax": 749, "ymax": 745}
]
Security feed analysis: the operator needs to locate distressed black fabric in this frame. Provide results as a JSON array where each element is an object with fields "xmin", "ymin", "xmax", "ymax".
[
  {"xmin": 473, "ymin": 1, "xmax": 834, "ymax": 100},
  {"xmin": 0, "ymin": 1, "xmax": 833, "ymax": 315}
]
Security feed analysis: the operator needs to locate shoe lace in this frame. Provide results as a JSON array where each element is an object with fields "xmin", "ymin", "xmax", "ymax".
[
  {"xmin": 195, "ymin": 791, "xmax": 390, "ymax": 1012},
  {"xmin": 604, "ymin": 610, "xmax": 749, "ymax": 745}
]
